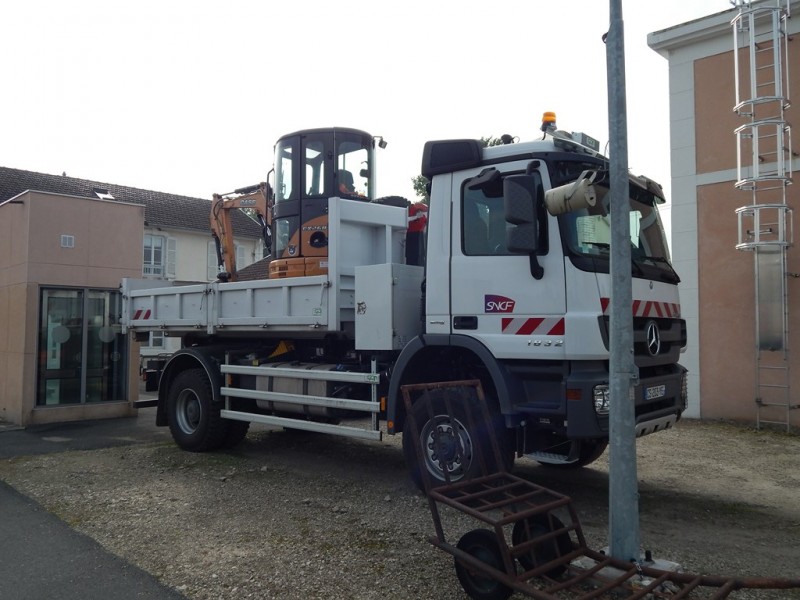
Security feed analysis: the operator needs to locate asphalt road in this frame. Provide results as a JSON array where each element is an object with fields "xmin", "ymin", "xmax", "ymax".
[{"xmin": 0, "ymin": 408, "xmax": 184, "ymax": 600}]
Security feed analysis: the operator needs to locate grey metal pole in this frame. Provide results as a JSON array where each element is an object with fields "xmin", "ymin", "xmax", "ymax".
[{"xmin": 606, "ymin": 0, "xmax": 640, "ymax": 562}]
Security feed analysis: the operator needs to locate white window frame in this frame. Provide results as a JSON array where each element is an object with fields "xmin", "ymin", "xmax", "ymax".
[
  {"xmin": 207, "ymin": 240, "xmax": 250, "ymax": 280},
  {"xmin": 147, "ymin": 331, "xmax": 165, "ymax": 349},
  {"xmin": 143, "ymin": 234, "xmax": 176, "ymax": 279}
]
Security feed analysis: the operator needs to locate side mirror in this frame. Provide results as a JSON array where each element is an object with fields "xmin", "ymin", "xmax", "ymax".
[{"xmin": 504, "ymin": 175, "xmax": 540, "ymax": 253}]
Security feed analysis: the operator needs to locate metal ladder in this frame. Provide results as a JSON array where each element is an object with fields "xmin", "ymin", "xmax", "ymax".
[{"xmin": 732, "ymin": 0, "xmax": 797, "ymax": 431}]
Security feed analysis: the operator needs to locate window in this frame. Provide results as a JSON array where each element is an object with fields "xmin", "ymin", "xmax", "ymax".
[
  {"xmin": 305, "ymin": 140, "xmax": 326, "ymax": 196},
  {"xmin": 237, "ymin": 244, "xmax": 248, "ymax": 270},
  {"xmin": 462, "ymin": 188, "xmax": 512, "ymax": 256},
  {"xmin": 275, "ymin": 138, "xmax": 294, "ymax": 202},
  {"xmin": 148, "ymin": 331, "xmax": 165, "ymax": 349},
  {"xmin": 208, "ymin": 241, "xmax": 220, "ymax": 280},
  {"xmin": 143, "ymin": 234, "xmax": 176, "ymax": 278},
  {"xmin": 207, "ymin": 241, "xmax": 250, "ymax": 280},
  {"xmin": 336, "ymin": 139, "xmax": 369, "ymax": 198},
  {"xmin": 143, "ymin": 234, "xmax": 163, "ymax": 276},
  {"xmin": 93, "ymin": 187, "xmax": 115, "ymax": 200}
]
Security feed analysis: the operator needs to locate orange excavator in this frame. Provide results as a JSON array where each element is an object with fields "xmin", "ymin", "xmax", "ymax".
[
  {"xmin": 210, "ymin": 182, "xmax": 272, "ymax": 282},
  {"xmin": 210, "ymin": 127, "xmax": 426, "ymax": 283}
]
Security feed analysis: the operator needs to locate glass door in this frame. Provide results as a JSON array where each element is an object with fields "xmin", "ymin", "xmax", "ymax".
[{"xmin": 37, "ymin": 288, "xmax": 127, "ymax": 405}]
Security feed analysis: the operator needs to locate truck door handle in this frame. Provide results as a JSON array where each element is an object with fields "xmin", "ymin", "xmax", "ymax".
[{"xmin": 453, "ymin": 316, "xmax": 478, "ymax": 330}]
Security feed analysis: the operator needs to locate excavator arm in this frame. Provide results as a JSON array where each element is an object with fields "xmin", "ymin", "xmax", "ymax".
[{"xmin": 210, "ymin": 182, "xmax": 273, "ymax": 282}]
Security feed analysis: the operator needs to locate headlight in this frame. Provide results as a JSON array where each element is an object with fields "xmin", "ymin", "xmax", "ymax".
[{"xmin": 593, "ymin": 384, "xmax": 610, "ymax": 415}]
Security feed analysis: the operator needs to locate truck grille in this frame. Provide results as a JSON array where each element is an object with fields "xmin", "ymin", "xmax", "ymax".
[{"xmin": 598, "ymin": 316, "xmax": 686, "ymax": 366}]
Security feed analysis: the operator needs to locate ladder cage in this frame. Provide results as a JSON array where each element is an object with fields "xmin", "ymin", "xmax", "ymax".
[{"xmin": 732, "ymin": 0, "xmax": 795, "ymax": 432}]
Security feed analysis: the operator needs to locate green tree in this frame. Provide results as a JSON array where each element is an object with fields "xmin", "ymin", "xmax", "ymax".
[
  {"xmin": 412, "ymin": 135, "xmax": 507, "ymax": 204},
  {"xmin": 412, "ymin": 174, "xmax": 430, "ymax": 203}
]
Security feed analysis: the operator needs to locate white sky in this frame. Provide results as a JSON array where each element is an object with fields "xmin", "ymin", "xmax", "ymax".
[{"xmin": 2, "ymin": 0, "xmax": 731, "ymax": 236}]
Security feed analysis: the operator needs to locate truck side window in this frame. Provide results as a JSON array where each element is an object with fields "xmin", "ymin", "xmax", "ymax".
[{"xmin": 462, "ymin": 188, "xmax": 510, "ymax": 256}]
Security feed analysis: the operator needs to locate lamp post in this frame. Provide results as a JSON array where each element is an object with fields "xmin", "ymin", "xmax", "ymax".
[{"xmin": 606, "ymin": 0, "xmax": 641, "ymax": 563}]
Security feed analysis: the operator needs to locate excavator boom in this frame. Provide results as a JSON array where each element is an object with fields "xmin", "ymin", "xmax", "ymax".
[{"xmin": 210, "ymin": 182, "xmax": 272, "ymax": 282}]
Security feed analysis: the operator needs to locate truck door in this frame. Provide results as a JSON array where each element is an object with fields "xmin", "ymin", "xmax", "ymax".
[{"xmin": 449, "ymin": 167, "xmax": 567, "ymax": 357}]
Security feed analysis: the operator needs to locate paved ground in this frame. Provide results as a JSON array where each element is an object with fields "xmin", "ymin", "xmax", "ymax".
[{"xmin": 0, "ymin": 407, "xmax": 184, "ymax": 600}]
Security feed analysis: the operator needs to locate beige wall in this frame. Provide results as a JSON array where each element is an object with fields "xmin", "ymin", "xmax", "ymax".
[
  {"xmin": 697, "ymin": 182, "xmax": 755, "ymax": 420},
  {"xmin": 0, "ymin": 191, "xmax": 144, "ymax": 426},
  {"xmin": 650, "ymin": 2, "xmax": 800, "ymax": 427},
  {"xmin": 694, "ymin": 51, "xmax": 739, "ymax": 176},
  {"xmin": 695, "ymin": 42, "xmax": 800, "ymax": 177},
  {"xmin": 694, "ymin": 43, "xmax": 800, "ymax": 426}
]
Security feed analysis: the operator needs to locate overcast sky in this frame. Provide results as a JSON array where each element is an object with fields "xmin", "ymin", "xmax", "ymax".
[{"xmin": 2, "ymin": 1, "xmax": 731, "ymax": 235}]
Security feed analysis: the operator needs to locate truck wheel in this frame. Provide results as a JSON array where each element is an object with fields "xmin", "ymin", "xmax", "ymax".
[
  {"xmin": 167, "ymin": 368, "xmax": 228, "ymax": 452},
  {"xmin": 402, "ymin": 390, "xmax": 510, "ymax": 491},
  {"xmin": 454, "ymin": 529, "xmax": 512, "ymax": 600},
  {"xmin": 220, "ymin": 421, "xmax": 250, "ymax": 449}
]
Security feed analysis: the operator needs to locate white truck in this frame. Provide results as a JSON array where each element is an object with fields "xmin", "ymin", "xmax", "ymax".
[{"xmin": 122, "ymin": 119, "xmax": 687, "ymax": 488}]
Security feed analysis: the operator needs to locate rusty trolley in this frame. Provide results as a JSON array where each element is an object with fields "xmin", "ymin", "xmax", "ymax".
[{"xmin": 401, "ymin": 380, "xmax": 800, "ymax": 599}]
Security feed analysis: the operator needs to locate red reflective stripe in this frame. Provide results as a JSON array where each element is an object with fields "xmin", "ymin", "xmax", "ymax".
[
  {"xmin": 601, "ymin": 298, "xmax": 681, "ymax": 318},
  {"xmin": 133, "ymin": 309, "xmax": 142, "ymax": 320},
  {"xmin": 501, "ymin": 318, "xmax": 513, "ymax": 332},
  {"xmin": 547, "ymin": 319, "xmax": 565, "ymax": 335},
  {"xmin": 517, "ymin": 318, "xmax": 543, "ymax": 335}
]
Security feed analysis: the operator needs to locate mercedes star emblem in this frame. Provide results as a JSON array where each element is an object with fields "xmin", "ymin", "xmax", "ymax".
[{"xmin": 646, "ymin": 320, "xmax": 661, "ymax": 356}]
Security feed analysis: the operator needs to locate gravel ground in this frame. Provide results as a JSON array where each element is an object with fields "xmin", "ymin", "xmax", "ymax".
[{"xmin": 1, "ymin": 419, "xmax": 799, "ymax": 599}]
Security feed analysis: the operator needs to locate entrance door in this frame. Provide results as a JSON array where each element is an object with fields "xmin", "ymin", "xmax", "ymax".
[{"xmin": 37, "ymin": 288, "xmax": 127, "ymax": 405}]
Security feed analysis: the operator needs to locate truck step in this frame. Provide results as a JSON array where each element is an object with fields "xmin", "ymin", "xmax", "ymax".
[{"xmin": 525, "ymin": 450, "xmax": 577, "ymax": 465}]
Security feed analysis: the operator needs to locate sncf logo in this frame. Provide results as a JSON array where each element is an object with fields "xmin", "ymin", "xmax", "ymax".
[{"xmin": 485, "ymin": 294, "xmax": 516, "ymax": 313}]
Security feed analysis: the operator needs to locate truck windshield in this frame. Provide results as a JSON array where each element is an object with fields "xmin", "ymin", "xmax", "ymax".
[{"xmin": 560, "ymin": 179, "xmax": 678, "ymax": 283}]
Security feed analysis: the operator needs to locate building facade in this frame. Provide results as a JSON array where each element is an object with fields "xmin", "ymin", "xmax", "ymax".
[
  {"xmin": 0, "ymin": 167, "xmax": 264, "ymax": 427},
  {"xmin": 649, "ymin": 1, "xmax": 799, "ymax": 428}
]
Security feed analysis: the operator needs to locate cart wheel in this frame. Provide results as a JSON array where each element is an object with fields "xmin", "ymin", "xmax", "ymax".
[
  {"xmin": 512, "ymin": 514, "xmax": 572, "ymax": 578},
  {"xmin": 454, "ymin": 529, "xmax": 512, "ymax": 600}
]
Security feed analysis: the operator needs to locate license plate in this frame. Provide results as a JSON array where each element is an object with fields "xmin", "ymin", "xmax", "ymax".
[{"xmin": 645, "ymin": 384, "xmax": 666, "ymax": 401}]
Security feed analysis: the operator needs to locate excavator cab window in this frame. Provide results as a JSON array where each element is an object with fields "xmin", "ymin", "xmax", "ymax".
[
  {"xmin": 305, "ymin": 140, "xmax": 326, "ymax": 196},
  {"xmin": 336, "ymin": 138, "xmax": 370, "ymax": 199},
  {"xmin": 275, "ymin": 137, "xmax": 295, "ymax": 202},
  {"xmin": 274, "ymin": 128, "xmax": 374, "ymax": 203},
  {"xmin": 272, "ymin": 128, "xmax": 375, "ymax": 261}
]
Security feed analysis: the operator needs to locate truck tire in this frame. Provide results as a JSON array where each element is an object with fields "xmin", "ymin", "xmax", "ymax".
[
  {"xmin": 402, "ymin": 390, "xmax": 511, "ymax": 491},
  {"xmin": 220, "ymin": 421, "xmax": 250, "ymax": 449},
  {"xmin": 167, "ymin": 368, "xmax": 228, "ymax": 452}
]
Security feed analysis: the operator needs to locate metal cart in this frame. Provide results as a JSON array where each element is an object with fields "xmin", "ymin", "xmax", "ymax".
[{"xmin": 401, "ymin": 380, "xmax": 800, "ymax": 599}]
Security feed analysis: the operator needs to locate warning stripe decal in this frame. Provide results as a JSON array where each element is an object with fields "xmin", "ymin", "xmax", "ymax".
[
  {"xmin": 132, "ymin": 309, "xmax": 152, "ymax": 320},
  {"xmin": 501, "ymin": 317, "xmax": 565, "ymax": 336},
  {"xmin": 601, "ymin": 298, "xmax": 680, "ymax": 318}
]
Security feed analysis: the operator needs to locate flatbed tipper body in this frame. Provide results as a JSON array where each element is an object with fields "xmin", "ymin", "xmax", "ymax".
[{"xmin": 123, "ymin": 198, "xmax": 414, "ymax": 340}]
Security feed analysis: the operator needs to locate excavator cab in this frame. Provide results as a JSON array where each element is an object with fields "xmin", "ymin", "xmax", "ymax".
[{"xmin": 271, "ymin": 128, "xmax": 375, "ymax": 278}]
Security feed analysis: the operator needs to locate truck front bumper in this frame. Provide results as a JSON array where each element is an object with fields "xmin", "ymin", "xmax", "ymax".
[{"xmin": 566, "ymin": 364, "xmax": 687, "ymax": 439}]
